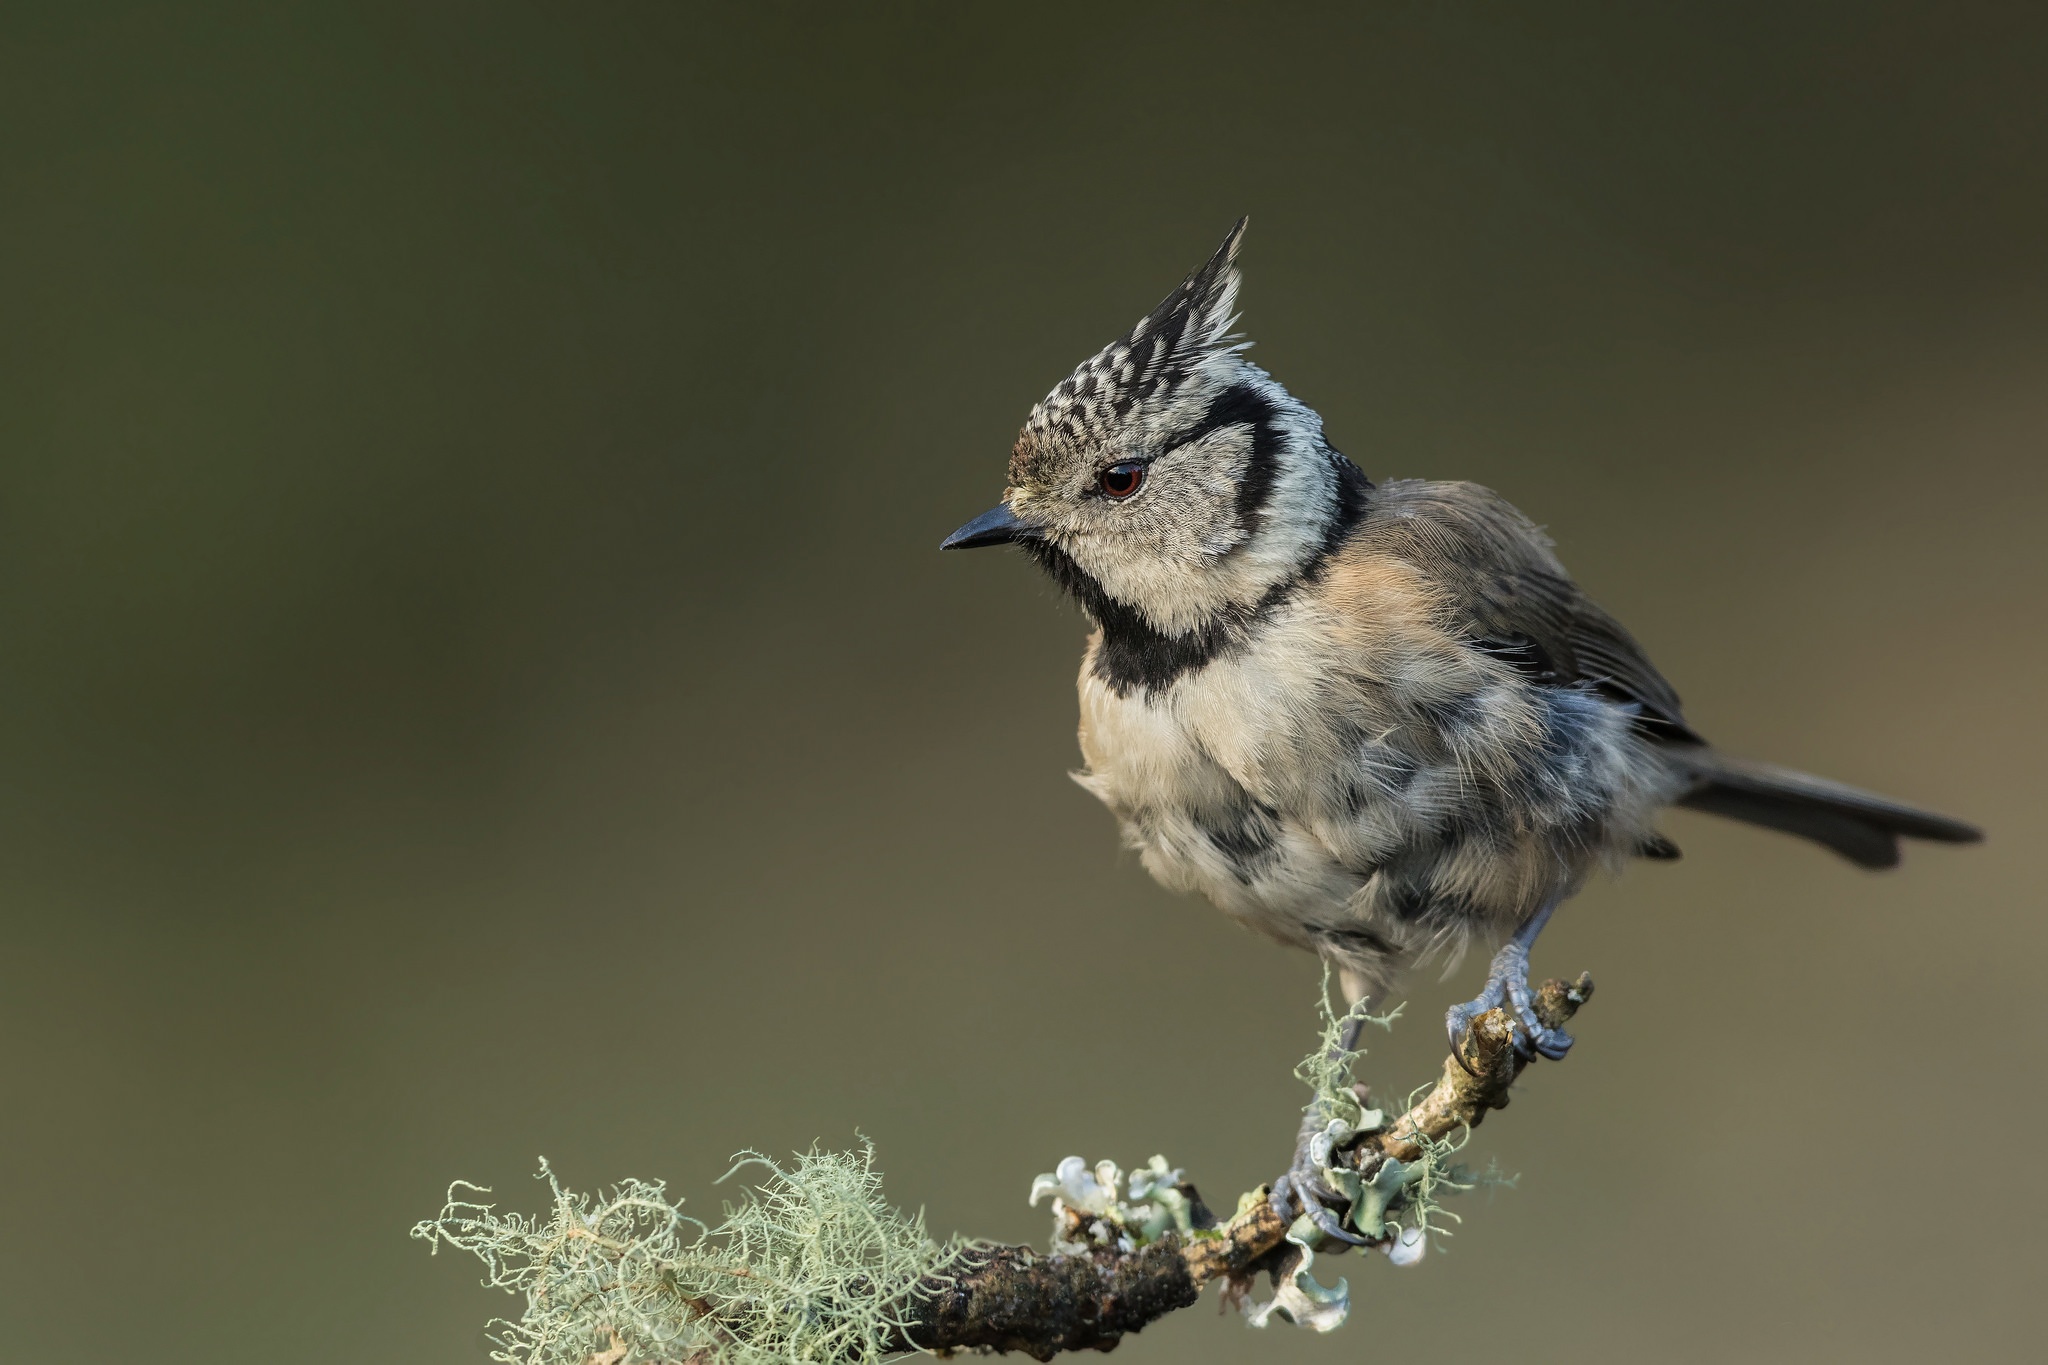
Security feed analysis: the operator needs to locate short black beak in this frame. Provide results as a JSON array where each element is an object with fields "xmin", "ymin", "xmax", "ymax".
[{"xmin": 941, "ymin": 502, "xmax": 1030, "ymax": 550}]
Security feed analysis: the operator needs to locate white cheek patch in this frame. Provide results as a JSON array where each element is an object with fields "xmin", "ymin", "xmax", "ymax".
[{"xmin": 1053, "ymin": 391, "xmax": 1339, "ymax": 638}]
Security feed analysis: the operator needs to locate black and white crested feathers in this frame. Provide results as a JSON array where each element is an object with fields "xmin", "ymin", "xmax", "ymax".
[
  {"xmin": 1014, "ymin": 217, "xmax": 1249, "ymax": 475},
  {"xmin": 1001, "ymin": 220, "xmax": 1370, "ymax": 663}
]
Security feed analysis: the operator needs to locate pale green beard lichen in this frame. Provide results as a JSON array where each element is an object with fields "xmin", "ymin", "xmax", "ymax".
[
  {"xmin": 1296, "ymin": 966, "xmax": 1401, "ymax": 1134},
  {"xmin": 1388, "ymin": 1102, "xmax": 1513, "ymax": 1247},
  {"xmin": 412, "ymin": 1144, "xmax": 954, "ymax": 1365}
]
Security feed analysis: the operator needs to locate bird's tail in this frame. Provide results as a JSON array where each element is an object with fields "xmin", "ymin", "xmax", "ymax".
[{"xmin": 1670, "ymin": 749, "xmax": 1981, "ymax": 869}]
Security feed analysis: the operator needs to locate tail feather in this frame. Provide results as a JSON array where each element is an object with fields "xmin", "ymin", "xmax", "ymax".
[{"xmin": 1672, "ymin": 750, "xmax": 1982, "ymax": 869}]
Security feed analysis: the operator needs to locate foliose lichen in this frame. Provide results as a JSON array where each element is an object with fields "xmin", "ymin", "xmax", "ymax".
[
  {"xmin": 1028, "ymin": 1154, "xmax": 1195, "ymax": 1254},
  {"xmin": 1286, "ymin": 979, "xmax": 1507, "ymax": 1267}
]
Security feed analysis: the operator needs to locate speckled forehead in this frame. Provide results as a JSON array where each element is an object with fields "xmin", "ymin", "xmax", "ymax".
[{"xmin": 1007, "ymin": 401, "xmax": 1106, "ymax": 488}]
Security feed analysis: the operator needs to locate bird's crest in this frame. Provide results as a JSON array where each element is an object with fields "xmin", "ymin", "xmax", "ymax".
[{"xmin": 1016, "ymin": 219, "xmax": 1249, "ymax": 470}]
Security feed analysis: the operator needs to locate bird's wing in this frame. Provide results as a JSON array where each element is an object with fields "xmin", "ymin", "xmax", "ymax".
[{"xmin": 1359, "ymin": 479, "xmax": 1700, "ymax": 742}]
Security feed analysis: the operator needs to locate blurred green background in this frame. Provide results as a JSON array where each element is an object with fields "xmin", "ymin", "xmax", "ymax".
[{"xmin": 2, "ymin": 3, "xmax": 2043, "ymax": 1361}]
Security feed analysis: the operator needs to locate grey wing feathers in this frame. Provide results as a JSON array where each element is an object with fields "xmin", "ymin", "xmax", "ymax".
[
  {"xmin": 1363, "ymin": 480, "xmax": 1983, "ymax": 867},
  {"xmin": 1561, "ymin": 599, "xmax": 1694, "ymax": 739},
  {"xmin": 1367, "ymin": 480, "xmax": 1698, "ymax": 738}
]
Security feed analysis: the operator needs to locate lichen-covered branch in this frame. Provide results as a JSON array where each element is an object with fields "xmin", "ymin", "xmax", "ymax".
[
  {"xmin": 883, "ymin": 1182, "xmax": 1291, "ymax": 1360},
  {"xmin": 1369, "ymin": 973, "xmax": 1592, "ymax": 1164},
  {"xmin": 886, "ymin": 973, "xmax": 1594, "ymax": 1358},
  {"xmin": 415, "ymin": 977, "xmax": 1592, "ymax": 1365}
]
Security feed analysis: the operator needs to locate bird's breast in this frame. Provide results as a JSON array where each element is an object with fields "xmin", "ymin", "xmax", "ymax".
[{"xmin": 1070, "ymin": 594, "xmax": 1677, "ymax": 952}]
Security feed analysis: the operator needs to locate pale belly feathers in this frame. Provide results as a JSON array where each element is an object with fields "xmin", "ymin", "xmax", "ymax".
[{"xmin": 1071, "ymin": 588, "xmax": 1683, "ymax": 994}]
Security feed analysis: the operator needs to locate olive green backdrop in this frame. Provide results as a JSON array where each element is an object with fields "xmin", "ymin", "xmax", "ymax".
[{"xmin": 2, "ymin": 3, "xmax": 2042, "ymax": 1361}]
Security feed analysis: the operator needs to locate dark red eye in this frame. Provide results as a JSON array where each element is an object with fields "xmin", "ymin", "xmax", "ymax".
[{"xmin": 1098, "ymin": 461, "xmax": 1147, "ymax": 499}]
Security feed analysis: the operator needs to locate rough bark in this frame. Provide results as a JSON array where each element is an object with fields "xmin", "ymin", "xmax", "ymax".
[{"xmin": 895, "ymin": 1242, "xmax": 1198, "ymax": 1359}]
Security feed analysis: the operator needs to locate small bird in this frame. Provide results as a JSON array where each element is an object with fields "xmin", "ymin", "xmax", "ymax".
[{"xmin": 943, "ymin": 221, "xmax": 1979, "ymax": 1208}]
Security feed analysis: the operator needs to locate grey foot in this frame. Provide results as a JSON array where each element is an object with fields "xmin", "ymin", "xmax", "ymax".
[
  {"xmin": 1445, "ymin": 939, "xmax": 1574, "ymax": 1063},
  {"xmin": 1271, "ymin": 1109, "xmax": 1370, "ymax": 1247}
]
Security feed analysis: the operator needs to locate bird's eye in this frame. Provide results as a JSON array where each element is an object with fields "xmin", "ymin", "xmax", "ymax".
[{"xmin": 1098, "ymin": 461, "xmax": 1147, "ymax": 500}]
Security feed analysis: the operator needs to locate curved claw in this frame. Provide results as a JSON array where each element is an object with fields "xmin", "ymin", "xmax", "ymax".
[
  {"xmin": 1275, "ymin": 1164, "xmax": 1370, "ymax": 1248},
  {"xmin": 1445, "ymin": 1003, "xmax": 1484, "ymax": 1075},
  {"xmin": 1447, "ymin": 921, "xmax": 1584, "ymax": 1067},
  {"xmin": 1503, "ymin": 972, "xmax": 1574, "ymax": 1059},
  {"xmin": 1304, "ymin": 1200, "xmax": 1372, "ymax": 1246}
]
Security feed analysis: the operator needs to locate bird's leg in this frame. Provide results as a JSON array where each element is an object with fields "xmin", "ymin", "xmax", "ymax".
[
  {"xmin": 1270, "ymin": 1011, "xmax": 1376, "ymax": 1246},
  {"xmin": 1444, "ymin": 898, "xmax": 1574, "ymax": 1061}
]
